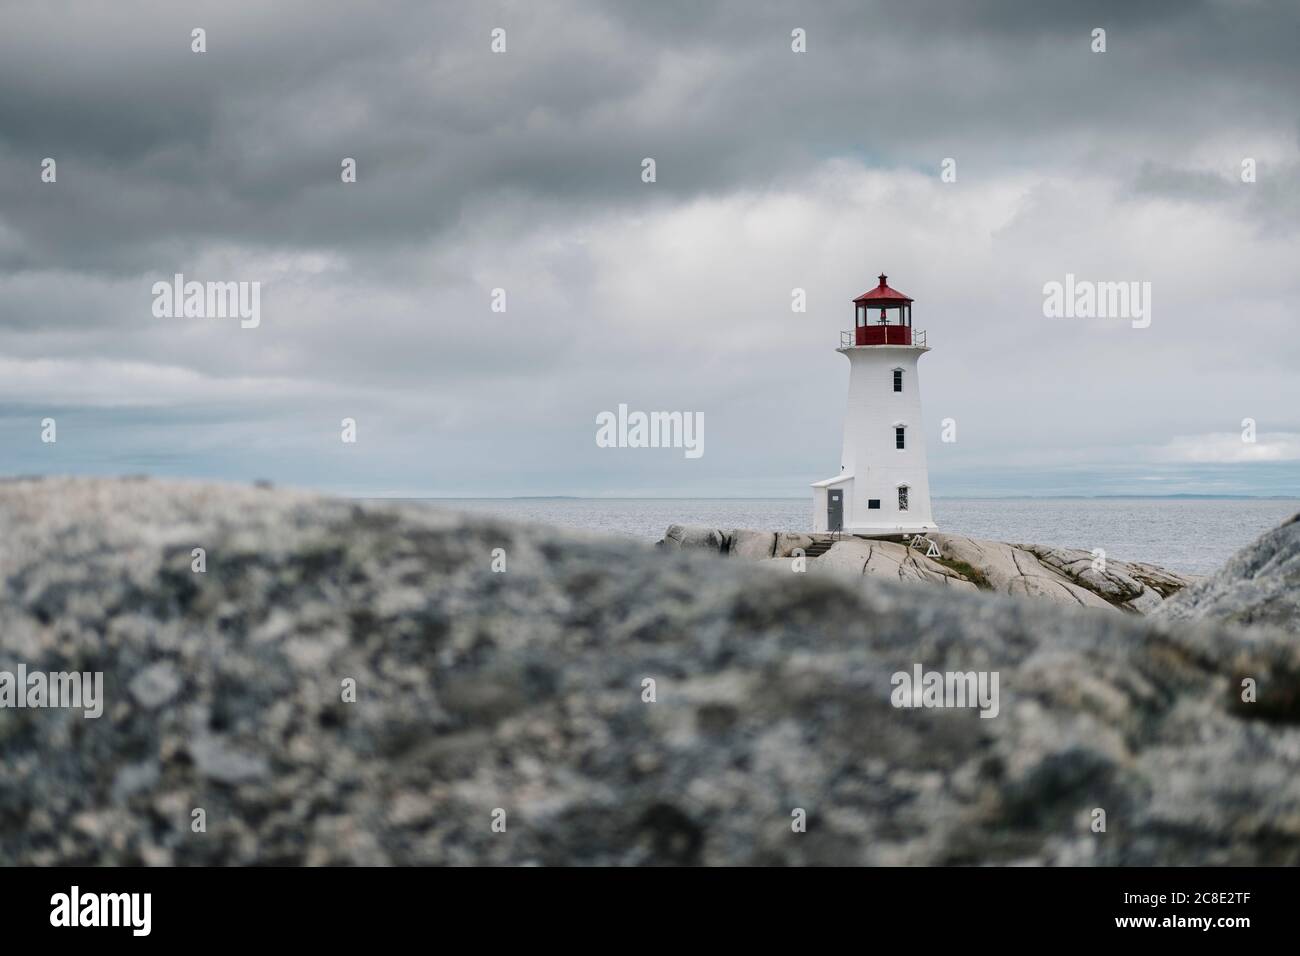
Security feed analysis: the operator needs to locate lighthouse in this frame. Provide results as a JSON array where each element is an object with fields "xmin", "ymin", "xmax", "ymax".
[{"xmin": 812, "ymin": 273, "xmax": 937, "ymax": 534}]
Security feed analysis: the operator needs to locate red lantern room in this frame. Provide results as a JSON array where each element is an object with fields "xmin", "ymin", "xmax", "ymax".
[{"xmin": 846, "ymin": 273, "xmax": 919, "ymax": 346}]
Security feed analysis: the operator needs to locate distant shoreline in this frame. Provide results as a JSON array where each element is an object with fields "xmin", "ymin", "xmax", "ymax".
[{"xmin": 364, "ymin": 494, "xmax": 1300, "ymax": 502}]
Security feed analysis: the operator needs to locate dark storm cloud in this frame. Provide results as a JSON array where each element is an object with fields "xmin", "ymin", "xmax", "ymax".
[
  {"xmin": 1131, "ymin": 158, "xmax": 1300, "ymax": 240},
  {"xmin": 2, "ymin": 0, "xmax": 1297, "ymax": 275}
]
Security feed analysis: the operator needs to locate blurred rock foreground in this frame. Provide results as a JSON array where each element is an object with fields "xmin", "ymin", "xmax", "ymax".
[{"xmin": 0, "ymin": 478, "xmax": 1297, "ymax": 865}]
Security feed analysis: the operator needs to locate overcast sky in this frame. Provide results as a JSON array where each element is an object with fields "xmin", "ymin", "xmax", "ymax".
[{"xmin": 1, "ymin": 0, "xmax": 1297, "ymax": 497}]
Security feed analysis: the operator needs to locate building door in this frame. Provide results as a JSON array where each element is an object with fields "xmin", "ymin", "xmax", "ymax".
[{"xmin": 827, "ymin": 490, "xmax": 843, "ymax": 532}]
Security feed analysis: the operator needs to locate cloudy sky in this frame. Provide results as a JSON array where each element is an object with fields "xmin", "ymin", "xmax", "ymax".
[{"xmin": 1, "ymin": 0, "xmax": 1297, "ymax": 497}]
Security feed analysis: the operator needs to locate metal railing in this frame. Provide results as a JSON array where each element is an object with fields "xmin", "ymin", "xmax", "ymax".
[{"xmin": 840, "ymin": 328, "xmax": 927, "ymax": 348}]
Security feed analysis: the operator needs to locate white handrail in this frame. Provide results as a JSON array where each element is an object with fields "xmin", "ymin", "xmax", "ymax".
[{"xmin": 841, "ymin": 328, "xmax": 928, "ymax": 347}]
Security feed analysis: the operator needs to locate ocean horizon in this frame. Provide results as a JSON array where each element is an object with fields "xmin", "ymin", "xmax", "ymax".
[{"xmin": 384, "ymin": 496, "xmax": 1300, "ymax": 576}]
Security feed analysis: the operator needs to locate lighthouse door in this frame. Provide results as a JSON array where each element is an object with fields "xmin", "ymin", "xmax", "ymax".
[{"xmin": 827, "ymin": 490, "xmax": 843, "ymax": 532}]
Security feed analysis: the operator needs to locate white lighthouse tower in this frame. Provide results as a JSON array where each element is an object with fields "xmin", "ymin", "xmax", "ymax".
[{"xmin": 812, "ymin": 273, "xmax": 937, "ymax": 534}]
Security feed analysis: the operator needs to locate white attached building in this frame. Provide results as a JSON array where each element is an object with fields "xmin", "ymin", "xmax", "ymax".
[{"xmin": 813, "ymin": 274, "xmax": 937, "ymax": 534}]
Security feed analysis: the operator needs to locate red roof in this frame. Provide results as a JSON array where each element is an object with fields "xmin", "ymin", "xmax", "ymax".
[{"xmin": 853, "ymin": 273, "xmax": 913, "ymax": 304}]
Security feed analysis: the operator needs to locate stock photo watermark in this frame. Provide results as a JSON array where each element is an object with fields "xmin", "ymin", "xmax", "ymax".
[
  {"xmin": 50, "ymin": 887, "xmax": 151, "ymax": 936},
  {"xmin": 596, "ymin": 404, "xmax": 704, "ymax": 459},
  {"xmin": 152, "ymin": 273, "xmax": 261, "ymax": 329},
  {"xmin": 0, "ymin": 665, "xmax": 103, "ymax": 718},
  {"xmin": 1042, "ymin": 274, "xmax": 1151, "ymax": 329},
  {"xmin": 891, "ymin": 664, "xmax": 1000, "ymax": 719}
]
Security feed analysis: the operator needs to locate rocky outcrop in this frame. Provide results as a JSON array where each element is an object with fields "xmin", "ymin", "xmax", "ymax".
[
  {"xmin": 2, "ymin": 478, "xmax": 1296, "ymax": 866},
  {"xmin": 660, "ymin": 525, "xmax": 1194, "ymax": 614},
  {"xmin": 806, "ymin": 537, "xmax": 978, "ymax": 591},
  {"xmin": 1014, "ymin": 544, "xmax": 1191, "ymax": 614},
  {"xmin": 1155, "ymin": 513, "xmax": 1299, "ymax": 630},
  {"xmin": 661, "ymin": 523, "xmax": 727, "ymax": 552},
  {"xmin": 774, "ymin": 532, "xmax": 814, "ymax": 558},
  {"xmin": 927, "ymin": 534, "xmax": 1115, "ymax": 610},
  {"xmin": 658, "ymin": 526, "xmax": 814, "ymax": 560},
  {"xmin": 727, "ymin": 528, "xmax": 776, "ymax": 559}
]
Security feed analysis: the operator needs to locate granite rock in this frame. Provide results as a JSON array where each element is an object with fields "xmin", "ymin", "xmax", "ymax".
[
  {"xmin": 2, "ymin": 478, "xmax": 1297, "ymax": 865},
  {"xmin": 1155, "ymin": 513, "xmax": 1299, "ymax": 630}
]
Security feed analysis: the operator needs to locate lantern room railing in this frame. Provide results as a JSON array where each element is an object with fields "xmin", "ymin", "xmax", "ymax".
[{"xmin": 841, "ymin": 327, "xmax": 927, "ymax": 348}]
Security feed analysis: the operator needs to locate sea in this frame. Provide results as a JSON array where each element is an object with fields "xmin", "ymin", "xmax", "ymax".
[{"xmin": 415, "ymin": 497, "xmax": 1300, "ymax": 577}]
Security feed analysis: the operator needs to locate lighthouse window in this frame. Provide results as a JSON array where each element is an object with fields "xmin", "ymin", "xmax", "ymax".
[
  {"xmin": 898, "ymin": 487, "xmax": 910, "ymax": 511},
  {"xmin": 893, "ymin": 369, "xmax": 903, "ymax": 392},
  {"xmin": 895, "ymin": 426, "xmax": 906, "ymax": 449},
  {"xmin": 867, "ymin": 499, "xmax": 880, "ymax": 510}
]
